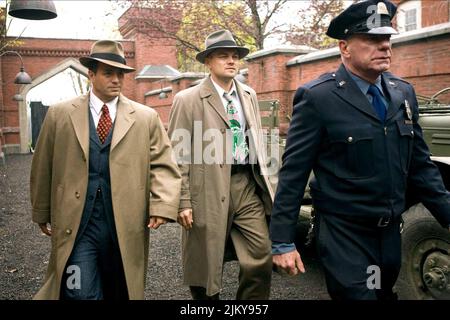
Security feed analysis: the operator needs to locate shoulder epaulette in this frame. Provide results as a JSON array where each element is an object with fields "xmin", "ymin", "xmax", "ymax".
[
  {"xmin": 304, "ymin": 72, "xmax": 335, "ymax": 89},
  {"xmin": 384, "ymin": 71, "xmax": 411, "ymax": 85}
]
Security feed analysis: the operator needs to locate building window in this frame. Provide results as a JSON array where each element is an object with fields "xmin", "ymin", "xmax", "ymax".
[
  {"xmin": 397, "ymin": 1, "xmax": 421, "ymax": 33},
  {"xmin": 405, "ymin": 8, "xmax": 417, "ymax": 31}
]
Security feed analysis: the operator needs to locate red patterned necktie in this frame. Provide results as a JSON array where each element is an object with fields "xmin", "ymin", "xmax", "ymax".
[{"xmin": 97, "ymin": 104, "xmax": 112, "ymax": 144}]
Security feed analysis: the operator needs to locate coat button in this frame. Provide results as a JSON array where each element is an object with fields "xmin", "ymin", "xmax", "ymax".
[
  {"xmin": 75, "ymin": 192, "xmax": 80, "ymax": 199},
  {"xmin": 347, "ymin": 137, "xmax": 353, "ymax": 143},
  {"xmin": 220, "ymin": 164, "xmax": 224, "ymax": 168},
  {"xmin": 411, "ymin": 131, "xmax": 414, "ymax": 136},
  {"xmin": 65, "ymin": 229, "xmax": 72, "ymax": 235},
  {"xmin": 221, "ymin": 196, "xmax": 226, "ymax": 202},
  {"xmin": 220, "ymin": 128, "xmax": 226, "ymax": 134}
]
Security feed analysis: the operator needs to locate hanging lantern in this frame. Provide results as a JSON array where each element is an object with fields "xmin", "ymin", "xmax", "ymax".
[{"xmin": 8, "ymin": 0, "xmax": 57, "ymax": 20}]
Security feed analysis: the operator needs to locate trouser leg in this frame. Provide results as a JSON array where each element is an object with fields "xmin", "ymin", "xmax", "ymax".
[
  {"xmin": 229, "ymin": 171, "xmax": 272, "ymax": 300},
  {"xmin": 189, "ymin": 286, "xmax": 220, "ymax": 300},
  {"xmin": 60, "ymin": 224, "xmax": 102, "ymax": 300},
  {"xmin": 315, "ymin": 211, "xmax": 401, "ymax": 300}
]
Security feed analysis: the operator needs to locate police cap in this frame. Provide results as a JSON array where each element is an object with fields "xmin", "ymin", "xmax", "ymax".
[{"xmin": 326, "ymin": 0, "xmax": 398, "ymax": 40}]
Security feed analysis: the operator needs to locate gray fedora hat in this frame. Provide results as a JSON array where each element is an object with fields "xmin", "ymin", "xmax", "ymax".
[
  {"xmin": 196, "ymin": 29, "xmax": 250, "ymax": 64},
  {"xmin": 79, "ymin": 40, "xmax": 135, "ymax": 73}
]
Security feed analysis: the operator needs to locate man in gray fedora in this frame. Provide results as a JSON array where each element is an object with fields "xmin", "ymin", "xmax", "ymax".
[
  {"xmin": 30, "ymin": 40, "xmax": 181, "ymax": 300},
  {"xmin": 168, "ymin": 29, "xmax": 274, "ymax": 299}
]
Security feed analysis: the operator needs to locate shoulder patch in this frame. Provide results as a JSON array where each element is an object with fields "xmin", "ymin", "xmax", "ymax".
[
  {"xmin": 304, "ymin": 72, "xmax": 335, "ymax": 89},
  {"xmin": 384, "ymin": 72, "xmax": 410, "ymax": 85}
]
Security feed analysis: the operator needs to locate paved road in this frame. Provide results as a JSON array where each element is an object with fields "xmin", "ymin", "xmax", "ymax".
[{"xmin": 0, "ymin": 154, "xmax": 329, "ymax": 300}]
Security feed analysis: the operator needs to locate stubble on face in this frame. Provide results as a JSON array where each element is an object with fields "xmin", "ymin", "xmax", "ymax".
[{"xmin": 341, "ymin": 34, "xmax": 392, "ymax": 82}]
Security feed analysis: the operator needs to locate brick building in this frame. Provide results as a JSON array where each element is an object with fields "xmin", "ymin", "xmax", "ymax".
[{"xmin": 1, "ymin": 0, "xmax": 449, "ymax": 154}]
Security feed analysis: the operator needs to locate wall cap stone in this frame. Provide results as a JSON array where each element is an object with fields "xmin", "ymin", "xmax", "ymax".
[
  {"xmin": 170, "ymin": 72, "xmax": 207, "ymax": 81},
  {"xmin": 287, "ymin": 22, "xmax": 450, "ymax": 66},
  {"xmin": 145, "ymin": 86, "xmax": 172, "ymax": 97},
  {"xmin": 245, "ymin": 45, "xmax": 316, "ymax": 61}
]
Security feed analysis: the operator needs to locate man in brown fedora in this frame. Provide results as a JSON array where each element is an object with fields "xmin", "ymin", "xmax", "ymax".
[
  {"xmin": 168, "ymin": 29, "xmax": 274, "ymax": 299},
  {"xmin": 30, "ymin": 40, "xmax": 181, "ymax": 300}
]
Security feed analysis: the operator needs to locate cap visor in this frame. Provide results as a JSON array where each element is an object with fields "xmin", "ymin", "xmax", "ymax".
[{"xmin": 366, "ymin": 26, "xmax": 398, "ymax": 35}]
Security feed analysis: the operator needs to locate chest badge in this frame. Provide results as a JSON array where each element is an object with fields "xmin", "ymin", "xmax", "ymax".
[{"xmin": 404, "ymin": 99, "xmax": 413, "ymax": 124}]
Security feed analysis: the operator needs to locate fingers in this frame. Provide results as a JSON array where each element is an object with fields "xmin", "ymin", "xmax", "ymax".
[
  {"xmin": 295, "ymin": 252, "xmax": 306, "ymax": 273},
  {"xmin": 177, "ymin": 209, "xmax": 193, "ymax": 230},
  {"xmin": 148, "ymin": 216, "xmax": 168, "ymax": 230},
  {"xmin": 38, "ymin": 223, "xmax": 52, "ymax": 236},
  {"xmin": 272, "ymin": 250, "xmax": 305, "ymax": 276}
]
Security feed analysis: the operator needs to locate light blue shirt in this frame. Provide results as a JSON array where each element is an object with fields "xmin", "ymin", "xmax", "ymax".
[{"xmin": 347, "ymin": 70, "xmax": 389, "ymax": 109}]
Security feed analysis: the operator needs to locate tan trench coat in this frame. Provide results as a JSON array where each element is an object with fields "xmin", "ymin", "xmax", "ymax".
[
  {"xmin": 168, "ymin": 77, "xmax": 274, "ymax": 296},
  {"xmin": 30, "ymin": 93, "xmax": 181, "ymax": 300}
]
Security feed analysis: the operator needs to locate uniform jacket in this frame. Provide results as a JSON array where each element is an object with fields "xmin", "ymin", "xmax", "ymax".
[
  {"xmin": 168, "ymin": 77, "xmax": 274, "ymax": 296},
  {"xmin": 270, "ymin": 64, "xmax": 450, "ymax": 244},
  {"xmin": 30, "ymin": 93, "xmax": 181, "ymax": 299}
]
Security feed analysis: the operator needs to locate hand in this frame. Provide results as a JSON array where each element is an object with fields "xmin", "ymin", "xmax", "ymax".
[
  {"xmin": 177, "ymin": 209, "xmax": 193, "ymax": 230},
  {"xmin": 38, "ymin": 223, "xmax": 52, "ymax": 236},
  {"xmin": 272, "ymin": 250, "xmax": 305, "ymax": 276},
  {"xmin": 148, "ymin": 216, "xmax": 168, "ymax": 230}
]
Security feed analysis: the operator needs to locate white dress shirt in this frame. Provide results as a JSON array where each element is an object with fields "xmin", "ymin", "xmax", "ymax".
[
  {"xmin": 89, "ymin": 91, "xmax": 118, "ymax": 128},
  {"xmin": 210, "ymin": 78, "xmax": 246, "ymax": 132}
]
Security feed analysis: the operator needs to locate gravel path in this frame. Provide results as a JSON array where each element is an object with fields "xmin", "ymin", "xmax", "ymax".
[{"xmin": 0, "ymin": 154, "xmax": 329, "ymax": 300}]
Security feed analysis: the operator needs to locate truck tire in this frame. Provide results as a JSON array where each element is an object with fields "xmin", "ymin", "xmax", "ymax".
[{"xmin": 395, "ymin": 203, "xmax": 450, "ymax": 300}]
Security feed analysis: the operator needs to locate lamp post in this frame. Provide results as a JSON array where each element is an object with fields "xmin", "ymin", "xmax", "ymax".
[
  {"xmin": 1, "ymin": 1, "xmax": 56, "ymax": 157},
  {"xmin": 158, "ymin": 79, "xmax": 168, "ymax": 99},
  {"xmin": 0, "ymin": 50, "xmax": 32, "ymax": 84}
]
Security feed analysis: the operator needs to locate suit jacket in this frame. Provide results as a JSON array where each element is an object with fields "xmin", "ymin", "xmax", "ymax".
[
  {"xmin": 270, "ymin": 64, "xmax": 450, "ymax": 244},
  {"xmin": 168, "ymin": 76, "xmax": 274, "ymax": 296},
  {"xmin": 30, "ymin": 93, "xmax": 181, "ymax": 299}
]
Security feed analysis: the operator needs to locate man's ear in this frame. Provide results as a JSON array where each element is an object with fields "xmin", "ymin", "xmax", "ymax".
[{"xmin": 339, "ymin": 40, "xmax": 350, "ymax": 59}]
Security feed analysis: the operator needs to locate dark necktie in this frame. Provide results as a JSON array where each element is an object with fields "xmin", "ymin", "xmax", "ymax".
[
  {"xmin": 97, "ymin": 104, "xmax": 112, "ymax": 144},
  {"xmin": 367, "ymin": 84, "xmax": 386, "ymax": 122}
]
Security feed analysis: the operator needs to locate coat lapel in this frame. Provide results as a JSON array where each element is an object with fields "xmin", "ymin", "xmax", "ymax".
[
  {"xmin": 111, "ymin": 94, "xmax": 136, "ymax": 151},
  {"xmin": 382, "ymin": 73, "xmax": 405, "ymax": 121},
  {"xmin": 236, "ymin": 81, "xmax": 254, "ymax": 129},
  {"xmin": 200, "ymin": 77, "xmax": 230, "ymax": 128},
  {"xmin": 69, "ymin": 94, "xmax": 90, "ymax": 159},
  {"xmin": 332, "ymin": 64, "xmax": 380, "ymax": 121}
]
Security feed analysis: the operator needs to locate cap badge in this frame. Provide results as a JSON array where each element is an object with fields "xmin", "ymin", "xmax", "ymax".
[{"xmin": 377, "ymin": 2, "xmax": 389, "ymax": 15}]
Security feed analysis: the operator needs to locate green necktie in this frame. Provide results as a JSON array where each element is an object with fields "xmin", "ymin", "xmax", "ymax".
[{"xmin": 223, "ymin": 92, "xmax": 248, "ymax": 164}]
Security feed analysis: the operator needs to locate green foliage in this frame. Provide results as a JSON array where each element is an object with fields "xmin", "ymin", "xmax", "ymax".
[{"xmin": 0, "ymin": 4, "xmax": 24, "ymax": 53}]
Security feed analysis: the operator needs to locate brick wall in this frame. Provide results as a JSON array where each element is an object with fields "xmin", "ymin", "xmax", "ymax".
[
  {"xmin": 247, "ymin": 24, "xmax": 450, "ymax": 131},
  {"xmin": 421, "ymin": 0, "xmax": 449, "ymax": 27}
]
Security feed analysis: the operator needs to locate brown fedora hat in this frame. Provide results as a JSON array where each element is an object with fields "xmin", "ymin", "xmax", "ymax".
[
  {"xmin": 196, "ymin": 29, "xmax": 249, "ymax": 64},
  {"xmin": 79, "ymin": 40, "xmax": 135, "ymax": 73}
]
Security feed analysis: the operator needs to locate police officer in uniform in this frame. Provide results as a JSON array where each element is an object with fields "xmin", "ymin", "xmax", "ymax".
[{"xmin": 269, "ymin": 0, "xmax": 450, "ymax": 300}]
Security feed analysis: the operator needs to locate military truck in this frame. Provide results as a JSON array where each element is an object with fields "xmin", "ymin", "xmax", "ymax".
[
  {"xmin": 261, "ymin": 87, "xmax": 450, "ymax": 300},
  {"xmin": 396, "ymin": 87, "xmax": 450, "ymax": 300}
]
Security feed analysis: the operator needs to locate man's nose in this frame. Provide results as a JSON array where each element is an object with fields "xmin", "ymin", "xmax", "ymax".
[
  {"xmin": 111, "ymin": 72, "xmax": 121, "ymax": 82},
  {"xmin": 226, "ymin": 56, "xmax": 236, "ymax": 63},
  {"xmin": 378, "ymin": 38, "xmax": 391, "ymax": 50}
]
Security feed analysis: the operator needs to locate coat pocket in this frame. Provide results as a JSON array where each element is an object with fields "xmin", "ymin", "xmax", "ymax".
[
  {"xmin": 328, "ymin": 125, "xmax": 375, "ymax": 179},
  {"xmin": 396, "ymin": 120, "xmax": 414, "ymax": 173}
]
